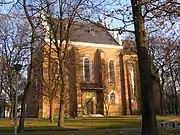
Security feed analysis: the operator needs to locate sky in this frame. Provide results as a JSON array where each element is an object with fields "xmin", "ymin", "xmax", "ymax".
[
  {"xmin": 1, "ymin": 0, "xmax": 179, "ymax": 40},
  {"xmin": 0, "ymin": 0, "xmax": 17, "ymax": 14},
  {"xmin": 0, "ymin": 0, "xmax": 133, "ymax": 39}
]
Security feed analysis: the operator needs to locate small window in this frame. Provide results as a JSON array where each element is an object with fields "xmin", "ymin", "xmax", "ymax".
[
  {"xmin": 109, "ymin": 60, "xmax": 115, "ymax": 82},
  {"xmin": 88, "ymin": 28, "xmax": 94, "ymax": 36},
  {"xmin": 83, "ymin": 57, "xmax": 92, "ymax": 81},
  {"xmin": 110, "ymin": 93, "xmax": 116, "ymax": 104}
]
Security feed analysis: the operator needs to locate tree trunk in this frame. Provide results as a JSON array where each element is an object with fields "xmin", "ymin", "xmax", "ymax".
[
  {"xmin": 17, "ymin": 81, "xmax": 31, "ymax": 135},
  {"xmin": 160, "ymin": 68, "xmax": 165, "ymax": 116},
  {"xmin": 9, "ymin": 101, "xmax": 14, "ymax": 120},
  {"xmin": 164, "ymin": 89, "xmax": 169, "ymax": 115},
  {"xmin": 104, "ymin": 102, "xmax": 109, "ymax": 120},
  {"xmin": 105, "ymin": 110, "xmax": 108, "ymax": 120},
  {"xmin": 49, "ymin": 101, "xmax": 53, "ymax": 123},
  {"xmin": 48, "ymin": 43, "xmax": 53, "ymax": 122},
  {"xmin": 119, "ymin": 53, "xmax": 127, "ymax": 115},
  {"xmin": 169, "ymin": 64, "xmax": 178, "ymax": 115},
  {"xmin": 168, "ymin": 100, "xmax": 171, "ymax": 114},
  {"xmin": 130, "ymin": 0, "xmax": 158, "ymax": 135},
  {"xmin": 18, "ymin": 0, "xmax": 36, "ymax": 134},
  {"xmin": 57, "ymin": 61, "xmax": 65, "ymax": 128},
  {"xmin": 58, "ymin": 100, "xmax": 65, "ymax": 127},
  {"xmin": 159, "ymin": 91, "xmax": 163, "ymax": 116},
  {"xmin": 171, "ymin": 98, "xmax": 175, "ymax": 114},
  {"xmin": 9, "ymin": 86, "xmax": 14, "ymax": 120}
]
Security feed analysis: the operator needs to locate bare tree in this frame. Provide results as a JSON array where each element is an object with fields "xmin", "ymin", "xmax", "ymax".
[
  {"xmin": 14, "ymin": 0, "xmax": 43, "ymax": 134},
  {"xmin": 0, "ymin": 14, "xmax": 30, "ymax": 119},
  {"xmin": 149, "ymin": 27, "xmax": 179, "ymax": 115},
  {"xmin": 82, "ymin": 0, "xmax": 179, "ymax": 134},
  {"xmin": 42, "ymin": 42, "xmax": 60, "ymax": 122},
  {"xmin": 40, "ymin": 0, "xmax": 89, "ymax": 127}
]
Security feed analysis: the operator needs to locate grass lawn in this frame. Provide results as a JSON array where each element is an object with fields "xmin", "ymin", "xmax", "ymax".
[
  {"xmin": 0, "ymin": 115, "xmax": 179, "ymax": 135},
  {"xmin": 1, "ymin": 128, "xmax": 180, "ymax": 135},
  {"xmin": 0, "ymin": 115, "xmax": 143, "ymax": 129},
  {"xmin": 0, "ymin": 129, "xmax": 141, "ymax": 135}
]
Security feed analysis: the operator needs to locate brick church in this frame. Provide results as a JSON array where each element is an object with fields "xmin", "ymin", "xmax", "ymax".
[{"xmin": 26, "ymin": 21, "xmax": 160, "ymax": 118}]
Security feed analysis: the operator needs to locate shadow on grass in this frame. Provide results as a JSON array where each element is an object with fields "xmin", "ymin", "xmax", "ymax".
[
  {"xmin": 0, "ymin": 117, "xmax": 141, "ymax": 133},
  {"xmin": 1, "ymin": 115, "xmax": 179, "ymax": 133}
]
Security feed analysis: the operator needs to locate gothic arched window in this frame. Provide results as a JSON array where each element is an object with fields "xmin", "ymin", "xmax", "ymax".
[
  {"xmin": 127, "ymin": 61, "xmax": 135, "ymax": 95},
  {"xmin": 109, "ymin": 60, "xmax": 115, "ymax": 82},
  {"xmin": 110, "ymin": 93, "xmax": 116, "ymax": 104},
  {"xmin": 83, "ymin": 57, "xmax": 92, "ymax": 81}
]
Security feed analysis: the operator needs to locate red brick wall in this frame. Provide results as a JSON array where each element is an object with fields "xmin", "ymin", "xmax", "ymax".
[{"xmin": 28, "ymin": 43, "xmax": 161, "ymax": 117}]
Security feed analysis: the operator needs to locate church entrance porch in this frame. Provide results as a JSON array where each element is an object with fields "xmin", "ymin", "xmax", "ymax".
[
  {"xmin": 86, "ymin": 99, "xmax": 94, "ymax": 114},
  {"xmin": 82, "ymin": 92, "xmax": 97, "ymax": 115}
]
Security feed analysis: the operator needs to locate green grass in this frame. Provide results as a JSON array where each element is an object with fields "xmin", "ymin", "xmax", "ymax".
[
  {"xmin": 64, "ymin": 117, "xmax": 141, "ymax": 128},
  {"xmin": 1, "ymin": 128, "xmax": 180, "ymax": 135},
  {"xmin": 0, "ymin": 115, "xmax": 142, "ymax": 129},
  {"xmin": 0, "ymin": 115, "xmax": 179, "ymax": 135},
  {"xmin": 0, "ymin": 115, "xmax": 180, "ymax": 129},
  {"xmin": 156, "ymin": 115, "xmax": 180, "ymax": 121},
  {"xmin": 0, "ymin": 129, "xmax": 141, "ymax": 135}
]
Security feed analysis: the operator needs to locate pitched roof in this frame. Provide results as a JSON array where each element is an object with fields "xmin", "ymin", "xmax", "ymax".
[
  {"xmin": 70, "ymin": 23, "xmax": 120, "ymax": 45},
  {"xmin": 45, "ymin": 19, "xmax": 121, "ymax": 46}
]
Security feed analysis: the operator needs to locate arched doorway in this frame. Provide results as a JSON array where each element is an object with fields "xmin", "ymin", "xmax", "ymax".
[{"xmin": 86, "ymin": 99, "xmax": 94, "ymax": 114}]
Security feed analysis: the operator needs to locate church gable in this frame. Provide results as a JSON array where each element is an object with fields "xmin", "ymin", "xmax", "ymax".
[
  {"xmin": 70, "ymin": 23, "xmax": 120, "ymax": 46},
  {"xmin": 43, "ymin": 20, "xmax": 122, "ymax": 47}
]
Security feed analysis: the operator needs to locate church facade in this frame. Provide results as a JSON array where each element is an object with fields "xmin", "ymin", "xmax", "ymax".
[{"xmin": 26, "ymin": 23, "xmax": 159, "ymax": 118}]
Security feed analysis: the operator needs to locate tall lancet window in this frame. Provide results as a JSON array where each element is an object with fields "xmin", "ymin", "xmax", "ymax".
[
  {"xmin": 130, "ymin": 65, "xmax": 135, "ymax": 95},
  {"xmin": 109, "ymin": 60, "xmax": 115, "ymax": 82},
  {"xmin": 127, "ymin": 62, "xmax": 135, "ymax": 95},
  {"xmin": 83, "ymin": 56, "xmax": 92, "ymax": 81}
]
